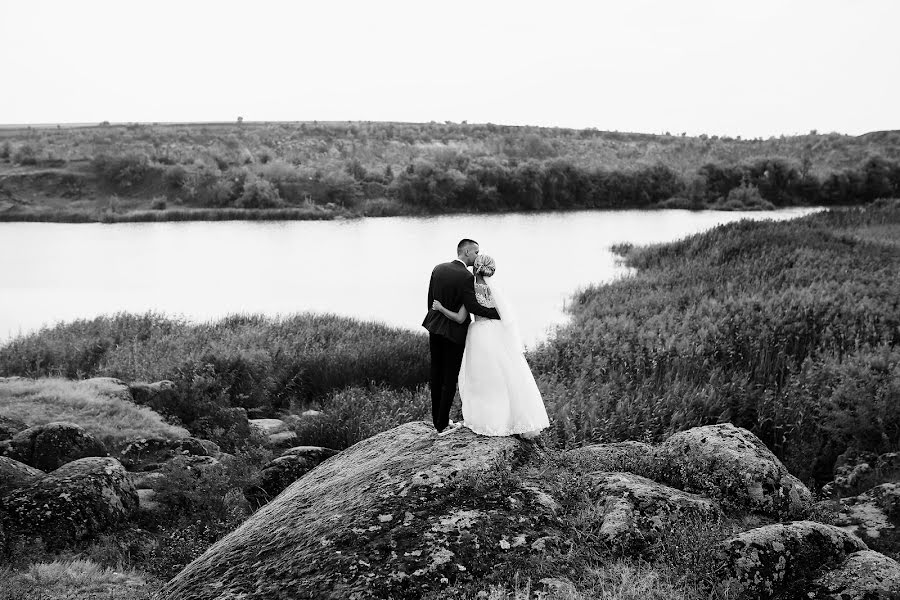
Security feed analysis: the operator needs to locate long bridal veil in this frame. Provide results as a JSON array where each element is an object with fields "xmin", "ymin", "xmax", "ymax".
[
  {"xmin": 459, "ymin": 274, "xmax": 549, "ymax": 437},
  {"xmin": 482, "ymin": 274, "xmax": 525, "ymax": 352}
]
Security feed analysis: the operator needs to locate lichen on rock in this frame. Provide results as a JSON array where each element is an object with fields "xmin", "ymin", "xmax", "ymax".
[
  {"xmin": 160, "ymin": 422, "xmax": 562, "ymax": 600},
  {"xmin": 0, "ymin": 456, "xmax": 44, "ymax": 494},
  {"xmin": 587, "ymin": 471, "xmax": 722, "ymax": 550},
  {"xmin": 655, "ymin": 423, "xmax": 812, "ymax": 517},
  {"xmin": 0, "ymin": 456, "xmax": 138, "ymax": 549},
  {"xmin": 718, "ymin": 520, "xmax": 868, "ymax": 597},
  {"xmin": 809, "ymin": 549, "xmax": 900, "ymax": 599},
  {"xmin": 4, "ymin": 421, "xmax": 108, "ymax": 471}
]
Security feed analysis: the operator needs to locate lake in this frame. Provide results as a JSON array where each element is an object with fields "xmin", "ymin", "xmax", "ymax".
[{"xmin": 0, "ymin": 208, "xmax": 821, "ymax": 347}]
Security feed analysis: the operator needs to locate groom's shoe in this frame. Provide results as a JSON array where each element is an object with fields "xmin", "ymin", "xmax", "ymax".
[{"xmin": 438, "ymin": 420, "xmax": 463, "ymax": 436}]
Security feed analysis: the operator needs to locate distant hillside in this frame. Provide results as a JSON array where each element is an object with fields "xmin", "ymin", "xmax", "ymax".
[{"xmin": 1, "ymin": 122, "xmax": 898, "ymax": 222}]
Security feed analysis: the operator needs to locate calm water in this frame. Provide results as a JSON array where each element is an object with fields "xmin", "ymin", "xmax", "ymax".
[{"xmin": 0, "ymin": 208, "xmax": 821, "ymax": 347}]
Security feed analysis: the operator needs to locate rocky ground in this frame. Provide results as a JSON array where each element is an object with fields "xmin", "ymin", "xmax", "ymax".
[
  {"xmin": 161, "ymin": 422, "xmax": 900, "ymax": 599},
  {"xmin": 2, "ymin": 376, "xmax": 900, "ymax": 599}
]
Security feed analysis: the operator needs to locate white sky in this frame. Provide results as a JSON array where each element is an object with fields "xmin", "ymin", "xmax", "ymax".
[{"xmin": 1, "ymin": 0, "xmax": 898, "ymax": 138}]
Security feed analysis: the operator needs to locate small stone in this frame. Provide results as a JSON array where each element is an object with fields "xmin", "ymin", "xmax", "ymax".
[
  {"xmin": 378, "ymin": 514, "xmax": 393, "ymax": 522},
  {"xmin": 499, "ymin": 539, "xmax": 511, "ymax": 550}
]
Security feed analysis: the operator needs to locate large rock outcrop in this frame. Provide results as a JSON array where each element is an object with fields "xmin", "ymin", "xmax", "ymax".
[
  {"xmin": 655, "ymin": 423, "xmax": 812, "ymax": 516},
  {"xmin": 3, "ymin": 421, "xmax": 108, "ymax": 471},
  {"xmin": 160, "ymin": 422, "xmax": 560, "ymax": 599},
  {"xmin": 718, "ymin": 521, "xmax": 868, "ymax": 597},
  {"xmin": 0, "ymin": 456, "xmax": 138, "ymax": 549}
]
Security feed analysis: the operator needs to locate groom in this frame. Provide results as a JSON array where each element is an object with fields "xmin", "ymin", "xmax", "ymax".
[{"xmin": 422, "ymin": 239, "xmax": 500, "ymax": 433}]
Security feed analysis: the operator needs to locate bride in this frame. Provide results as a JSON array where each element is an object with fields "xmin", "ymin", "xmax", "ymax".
[{"xmin": 431, "ymin": 254, "xmax": 549, "ymax": 438}]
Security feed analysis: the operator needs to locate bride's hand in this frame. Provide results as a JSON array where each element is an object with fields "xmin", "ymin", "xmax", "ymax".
[{"xmin": 432, "ymin": 300, "xmax": 444, "ymax": 311}]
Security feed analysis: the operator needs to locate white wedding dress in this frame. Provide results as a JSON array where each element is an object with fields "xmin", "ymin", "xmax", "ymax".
[{"xmin": 458, "ymin": 279, "xmax": 550, "ymax": 437}]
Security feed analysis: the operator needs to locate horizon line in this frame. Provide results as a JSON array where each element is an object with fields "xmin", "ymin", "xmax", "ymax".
[{"xmin": 1, "ymin": 120, "xmax": 894, "ymax": 140}]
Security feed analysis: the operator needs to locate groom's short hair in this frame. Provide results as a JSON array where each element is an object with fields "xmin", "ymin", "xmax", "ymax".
[{"xmin": 457, "ymin": 238, "xmax": 478, "ymax": 254}]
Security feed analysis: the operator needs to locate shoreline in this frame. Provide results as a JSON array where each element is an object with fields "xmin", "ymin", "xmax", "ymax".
[{"xmin": 0, "ymin": 202, "xmax": 823, "ymax": 224}]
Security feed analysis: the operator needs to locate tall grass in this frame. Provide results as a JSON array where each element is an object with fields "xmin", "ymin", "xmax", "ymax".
[
  {"xmin": 532, "ymin": 199, "xmax": 900, "ymax": 483},
  {"xmin": 0, "ymin": 559, "xmax": 152, "ymax": 600},
  {"xmin": 0, "ymin": 312, "xmax": 430, "ymax": 413},
  {"xmin": 0, "ymin": 377, "xmax": 188, "ymax": 450}
]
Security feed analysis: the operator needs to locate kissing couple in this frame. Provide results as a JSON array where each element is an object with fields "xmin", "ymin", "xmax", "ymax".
[{"xmin": 422, "ymin": 238, "xmax": 549, "ymax": 438}]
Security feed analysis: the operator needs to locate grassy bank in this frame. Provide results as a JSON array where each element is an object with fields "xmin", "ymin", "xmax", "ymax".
[
  {"xmin": 1, "ymin": 122, "xmax": 898, "ymax": 223},
  {"xmin": 0, "ymin": 377, "xmax": 187, "ymax": 450},
  {"xmin": 531, "ymin": 198, "xmax": 900, "ymax": 483}
]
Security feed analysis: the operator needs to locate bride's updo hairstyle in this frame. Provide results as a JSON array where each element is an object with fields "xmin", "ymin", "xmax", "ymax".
[{"xmin": 474, "ymin": 254, "xmax": 496, "ymax": 277}]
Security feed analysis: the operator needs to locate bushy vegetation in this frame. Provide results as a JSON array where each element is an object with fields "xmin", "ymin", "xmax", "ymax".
[
  {"xmin": 0, "ymin": 312, "xmax": 430, "ymax": 423},
  {"xmin": 531, "ymin": 199, "xmax": 900, "ymax": 483},
  {"xmin": 1, "ymin": 122, "xmax": 898, "ymax": 221},
  {"xmin": 0, "ymin": 377, "xmax": 188, "ymax": 450}
]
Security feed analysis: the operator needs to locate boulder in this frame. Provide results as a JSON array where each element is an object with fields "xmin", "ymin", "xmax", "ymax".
[
  {"xmin": 810, "ymin": 550, "xmax": 900, "ymax": 599},
  {"xmin": 245, "ymin": 446, "xmax": 339, "ymax": 506},
  {"xmin": 249, "ymin": 418, "xmax": 288, "ymax": 436},
  {"xmin": 127, "ymin": 380, "xmax": 176, "ymax": 406},
  {"xmin": 160, "ymin": 421, "xmax": 562, "ymax": 599},
  {"xmin": 4, "ymin": 421, "xmax": 108, "ymax": 471},
  {"xmin": 655, "ymin": 423, "xmax": 812, "ymax": 517},
  {"xmin": 168, "ymin": 455, "xmax": 223, "ymax": 477},
  {"xmin": 118, "ymin": 436, "xmax": 219, "ymax": 471},
  {"xmin": 0, "ymin": 456, "xmax": 44, "ymax": 494},
  {"xmin": 565, "ymin": 441, "xmax": 653, "ymax": 473},
  {"xmin": 718, "ymin": 520, "xmax": 867, "ymax": 597},
  {"xmin": 832, "ymin": 483, "xmax": 900, "ymax": 558},
  {"xmin": 824, "ymin": 450, "xmax": 900, "ymax": 497},
  {"xmin": 0, "ymin": 457, "xmax": 138, "ymax": 549},
  {"xmin": 267, "ymin": 430, "xmax": 298, "ymax": 449},
  {"xmin": 586, "ymin": 471, "xmax": 721, "ymax": 550},
  {"xmin": 0, "ymin": 415, "xmax": 28, "ymax": 441}
]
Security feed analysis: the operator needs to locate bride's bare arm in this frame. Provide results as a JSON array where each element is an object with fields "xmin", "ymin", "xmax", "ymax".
[{"xmin": 432, "ymin": 300, "xmax": 469, "ymax": 324}]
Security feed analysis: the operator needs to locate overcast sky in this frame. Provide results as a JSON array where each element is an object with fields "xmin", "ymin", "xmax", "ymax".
[{"xmin": 2, "ymin": 0, "xmax": 897, "ymax": 138}]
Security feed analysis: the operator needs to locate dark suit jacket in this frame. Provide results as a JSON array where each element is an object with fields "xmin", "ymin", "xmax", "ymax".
[{"xmin": 422, "ymin": 260, "xmax": 501, "ymax": 345}]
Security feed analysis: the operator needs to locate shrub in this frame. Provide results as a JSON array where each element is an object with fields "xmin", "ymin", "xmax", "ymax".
[
  {"xmin": 12, "ymin": 144, "xmax": 38, "ymax": 165},
  {"xmin": 163, "ymin": 165, "xmax": 187, "ymax": 191},
  {"xmin": 716, "ymin": 181, "xmax": 775, "ymax": 210},
  {"xmin": 92, "ymin": 153, "xmax": 157, "ymax": 190},
  {"xmin": 236, "ymin": 174, "xmax": 282, "ymax": 208},
  {"xmin": 292, "ymin": 385, "xmax": 430, "ymax": 449}
]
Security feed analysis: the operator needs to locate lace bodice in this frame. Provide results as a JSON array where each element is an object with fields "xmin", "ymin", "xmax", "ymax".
[{"xmin": 474, "ymin": 282, "xmax": 495, "ymax": 308}]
